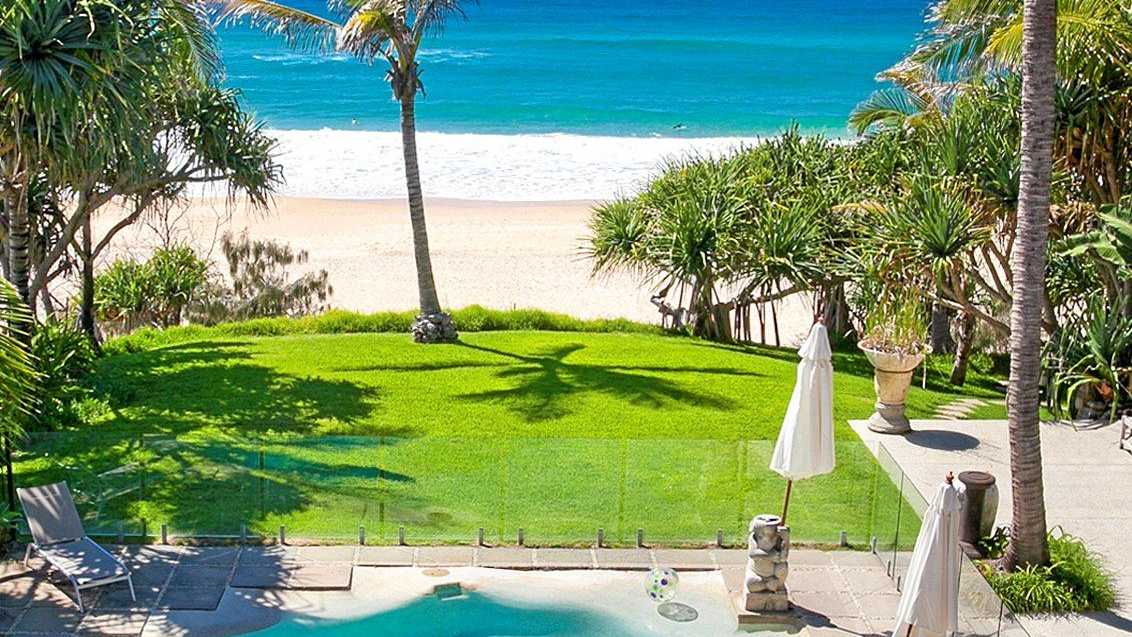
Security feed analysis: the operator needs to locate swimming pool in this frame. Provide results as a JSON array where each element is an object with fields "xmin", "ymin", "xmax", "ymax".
[{"xmin": 244, "ymin": 568, "xmax": 807, "ymax": 636}]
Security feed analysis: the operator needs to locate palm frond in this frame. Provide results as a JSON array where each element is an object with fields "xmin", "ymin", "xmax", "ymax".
[
  {"xmin": 411, "ymin": 0, "xmax": 475, "ymax": 43},
  {"xmin": 215, "ymin": 0, "xmax": 339, "ymax": 52},
  {"xmin": 849, "ymin": 88, "xmax": 931, "ymax": 135}
]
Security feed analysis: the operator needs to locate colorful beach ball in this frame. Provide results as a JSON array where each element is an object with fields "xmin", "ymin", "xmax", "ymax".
[{"xmin": 644, "ymin": 567, "xmax": 679, "ymax": 603}]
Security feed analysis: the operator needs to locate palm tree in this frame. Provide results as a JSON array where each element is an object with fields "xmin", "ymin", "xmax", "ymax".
[
  {"xmin": 1004, "ymin": 0, "xmax": 1056, "ymax": 569},
  {"xmin": 222, "ymin": 0, "xmax": 470, "ymax": 343}
]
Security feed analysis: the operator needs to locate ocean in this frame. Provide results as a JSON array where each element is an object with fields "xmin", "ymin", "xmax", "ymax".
[{"xmin": 216, "ymin": 0, "xmax": 929, "ymax": 200}]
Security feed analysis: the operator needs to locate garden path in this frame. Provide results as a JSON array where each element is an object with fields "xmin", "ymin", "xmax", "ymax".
[{"xmin": 851, "ymin": 418, "xmax": 1132, "ymax": 637}]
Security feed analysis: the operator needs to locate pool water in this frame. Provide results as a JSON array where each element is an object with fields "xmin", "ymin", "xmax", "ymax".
[{"xmin": 245, "ymin": 568, "xmax": 807, "ymax": 636}]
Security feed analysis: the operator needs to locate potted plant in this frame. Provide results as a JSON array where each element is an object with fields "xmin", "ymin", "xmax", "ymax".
[{"xmin": 859, "ymin": 297, "xmax": 929, "ymax": 434}]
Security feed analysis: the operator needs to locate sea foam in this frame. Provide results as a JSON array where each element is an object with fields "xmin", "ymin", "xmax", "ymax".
[{"xmin": 266, "ymin": 129, "xmax": 763, "ymax": 201}]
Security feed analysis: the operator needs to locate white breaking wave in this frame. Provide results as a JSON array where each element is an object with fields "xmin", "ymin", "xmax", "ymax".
[{"xmin": 266, "ymin": 129, "xmax": 764, "ymax": 201}]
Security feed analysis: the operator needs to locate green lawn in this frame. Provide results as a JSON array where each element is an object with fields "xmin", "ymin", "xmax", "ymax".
[{"xmin": 17, "ymin": 331, "xmax": 1003, "ymax": 547}]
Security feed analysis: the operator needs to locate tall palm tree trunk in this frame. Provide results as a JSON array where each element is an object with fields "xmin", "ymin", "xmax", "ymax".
[
  {"xmin": 399, "ymin": 93, "xmax": 456, "ymax": 343},
  {"xmin": 1004, "ymin": 0, "xmax": 1055, "ymax": 571}
]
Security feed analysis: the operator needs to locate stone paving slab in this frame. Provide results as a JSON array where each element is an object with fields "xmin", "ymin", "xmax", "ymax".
[
  {"xmin": 236, "ymin": 546, "xmax": 299, "ymax": 565},
  {"xmin": 230, "ymin": 564, "xmax": 289, "ymax": 589},
  {"xmin": 535, "ymin": 548, "xmax": 594, "ymax": 569},
  {"xmin": 129, "ymin": 562, "xmax": 174, "ymax": 588},
  {"xmin": 168, "ymin": 565, "xmax": 231, "ymax": 589},
  {"xmin": 77, "ymin": 609, "xmax": 149, "ymax": 636},
  {"xmin": 417, "ymin": 546, "xmax": 476, "ymax": 567},
  {"xmin": 790, "ymin": 590, "xmax": 859, "ymax": 618},
  {"xmin": 593, "ymin": 548, "xmax": 653, "ymax": 570},
  {"xmin": 787, "ymin": 567, "xmax": 849, "ymax": 593},
  {"xmin": 176, "ymin": 547, "xmax": 239, "ymax": 567},
  {"xmin": 94, "ymin": 582, "xmax": 162, "ymax": 610},
  {"xmin": 854, "ymin": 591, "xmax": 901, "ymax": 622},
  {"xmin": 653, "ymin": 548, "xmax": 716, "ymax": 570},
  {"xmin": 709, "ymin": 549, "xmax": 747, "ymax": 567},
  {"xmin": 790, "ymin": 550, "xmax": 835, "ymax": 567},
  {"xmin": 287, "ymin": 565, "xmax": 353, "ymax": 590},
  {"xmin": 159, "ymin": 586, "xmax": 225, "ymax": 611},
  {"xmin": 477, "ymin": 548, "xmax": 535, "ymax": 569},
  {"xmin": 356, "ymin": 546, "xmax": 414, "ymax": 567},
  {"xmin": 297, "ymin": 546, "xmax": 357, "ymax": 562},
  {"xmin": 0, "ymin": 572, "xmax": 54, "ymax": 608},
  {"xmin": 12, "ymin": 606, "xmax": 84, "ymax": 633}
]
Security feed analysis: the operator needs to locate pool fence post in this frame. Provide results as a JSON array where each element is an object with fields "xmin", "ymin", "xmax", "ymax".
[
  {"xmin": 870, "ymin": 536, "xmax": 878, "ymax": 553},
  {"xmin": 279, "ymin": 526, "xmax": 286, "ymax": 545},
  {"xmin": 636, "ymin": 528, "xmax": 644, "ymax": 548},
  {"xmin": 596, "ymin": 528, "xmax": 604, "ymax": 548},
  {"xmin": 117, "ymin": 522, "xmax": 124, "ymax": 544},
  {"xmin": 398, "ymin": 526, "xmax": 406, "ymax": 546},
  {"xmin": 716, "ymin": 529, "xmax": 724, "ymax": 547},
  {"xmin": 839, "ymin": 530, "xmax": 848, "ymax": 547},
  {"xmin": 517, "ymin": 528, "xmax": 524, "ymax": 546},
  {"xmin": 161, "ymin": 524, "xmax": 168, "ymax": 545},
  {"xmin": 240, "ymin": 524, "xmax": 247, "ymax": 545},
  {"xmin": 359, "ymin": 526, "xmax": 366, "ymax": 545},
  {"xmin": 477, "ymin": 528, "xmax": 485, "ymax": 547}
]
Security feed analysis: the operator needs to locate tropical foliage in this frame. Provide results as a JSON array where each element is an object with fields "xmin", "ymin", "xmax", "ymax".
[
  {"xmin": 0, "ymin": 0, "xmax": 280, "ymax": 341},
  {"xmin": 980, "ymin": 529, "xmax": 1116, "ymax": 613},
  {"xmin": 589, "ymin": 128, "xmax": 871, "ymax": 342},
  {"xmin": 95, "ymin": 246, "xmax": 210, "ymax": 334},
  {"xmin": 28, "ymin": 319, "xmax": 97, "ymax": 429}
]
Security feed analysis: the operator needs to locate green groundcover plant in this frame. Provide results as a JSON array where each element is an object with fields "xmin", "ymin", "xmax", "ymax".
[{"xmin": 980, "ymin": 529, "xmax": 1116, "ymax": 614}]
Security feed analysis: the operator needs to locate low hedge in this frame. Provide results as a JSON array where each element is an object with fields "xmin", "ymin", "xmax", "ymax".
[{"xmin": 103, "ymin": 305, "xmax": 663, "ymax": 354}]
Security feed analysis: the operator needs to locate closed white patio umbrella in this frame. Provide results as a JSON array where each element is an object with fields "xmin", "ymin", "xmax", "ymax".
[
  {"xmin": 769, "ymin": 322, "xmax": 835, "ymax": 522},
  {"xmin": 893, "ymin": 473, "xmax": 962, "ymax": 637}
]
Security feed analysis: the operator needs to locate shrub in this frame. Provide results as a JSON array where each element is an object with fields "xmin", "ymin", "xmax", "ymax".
[
  {"xmin": 981, "ymin": 530, "xmax": 1116, "ymax": 614},
  {"xmin": 187, "ymin": 232, "xmax": 332, "ymax": 325},
  {"xmin": 95, "ymin": 245, "xmax": 208, "ymax": 332},
  {"xmin": 28, "ymin": 319, "xmax": 97, "ymax": 429},
  {"xmin": 103, "ymin": 306, "xmax": 663, "ymax": 354}
]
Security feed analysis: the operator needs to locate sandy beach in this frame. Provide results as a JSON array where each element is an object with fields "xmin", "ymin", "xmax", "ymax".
[{"xmin": 101, "ymin": 195, "xmax": 814, "ymax": 345}]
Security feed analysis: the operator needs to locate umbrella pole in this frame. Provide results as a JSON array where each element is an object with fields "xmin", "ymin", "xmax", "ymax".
[{"xmin": 781, "ymin": 480, "xmax": 794, "ymax": 524}]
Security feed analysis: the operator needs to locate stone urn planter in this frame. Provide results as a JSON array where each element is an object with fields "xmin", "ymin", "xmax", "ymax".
[{"xmin": 859, "ymin": 341, "xmax": 926, "ymax": 434}]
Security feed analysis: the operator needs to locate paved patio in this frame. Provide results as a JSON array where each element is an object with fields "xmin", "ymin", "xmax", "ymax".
[
  {"xmin": 0, "ymin": 544, "xmax": 926, "ymax": 636},
  {"xmin": 852, "ymin": 417, "xmax": 1132, "ymax": 637}
]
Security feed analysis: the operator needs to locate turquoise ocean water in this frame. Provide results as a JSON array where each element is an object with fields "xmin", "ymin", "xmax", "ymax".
[{"xmin": 219, "ymin": 0, "xmax": 928, "ymax": 138}]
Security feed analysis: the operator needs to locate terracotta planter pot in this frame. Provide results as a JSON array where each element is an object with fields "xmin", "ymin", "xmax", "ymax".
[{"xmin": 859, "ymin": 342, "xmax": 926, "ymax": 434}]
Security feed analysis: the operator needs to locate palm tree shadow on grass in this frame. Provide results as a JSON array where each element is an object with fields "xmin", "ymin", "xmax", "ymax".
[
  {"xmin": 93, "ymin": 340, "xmax": 398, "ymax": 435},
  {"xmin": 19, "ymin": 340, "xmax": 427, "ymax": 535},
  {"xmin": 454, "ymin": 341, "xmax": 751, "ymax": 422}
]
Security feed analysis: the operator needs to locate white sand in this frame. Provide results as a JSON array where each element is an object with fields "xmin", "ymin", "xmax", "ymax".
[{"xmin": 100, "ymin": 196, "xmax": 813, "ymax": 345}]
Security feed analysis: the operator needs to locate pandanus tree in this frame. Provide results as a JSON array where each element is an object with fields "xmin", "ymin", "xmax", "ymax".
[
  {"xmin": 1, "ymin": 0, "xmax": 279, "ymax": 345},
  {"xmin": 1, "ymin": 0, "xmax": 145, "ymax": 330},
  {"xmin": 588, "ymin": 156, "xmax": 751, "ymax": 340},
  {"xmin": 222, "ymin": 0, "xmax": 472, "ymax": 343}
]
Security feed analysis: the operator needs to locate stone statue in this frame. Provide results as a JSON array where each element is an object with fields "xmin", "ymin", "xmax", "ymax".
[{"xmin": 744, "ymin": 514, "xmax": 790, "ymax": 612}]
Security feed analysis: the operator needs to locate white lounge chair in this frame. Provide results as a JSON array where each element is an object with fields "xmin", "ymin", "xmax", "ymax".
[{"xmin": 17, "ymin": 482, "xmax": 135, "ymax": 612}]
